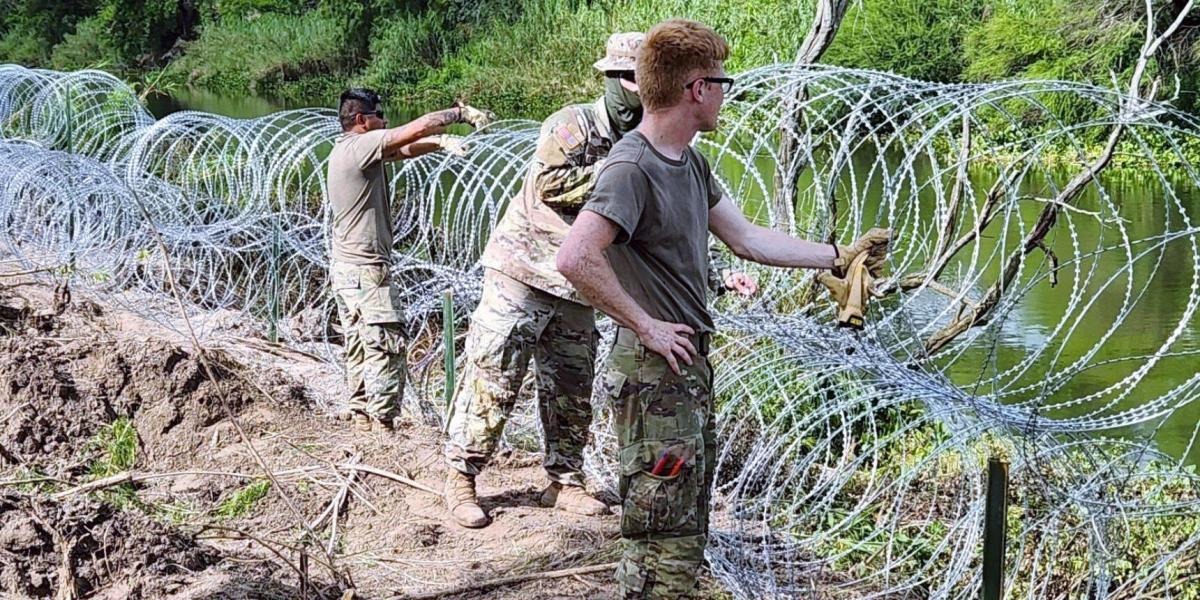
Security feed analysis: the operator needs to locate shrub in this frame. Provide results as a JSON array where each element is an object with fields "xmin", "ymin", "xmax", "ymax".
[
  {"xmin": 362, "ymin": 10, "xmax": 464, "ymax": 92},
  {"xmin": 376, "ymin": 0, "xmax": 817, "ymax": 117},
  {"xmin": 95, "ymin": 0, "xmax": 200, "ymax": 65},
  {"xmin": 822, "ymin": 0, "xmax": 987, "ymax": 83},
  {"xmin": 0, "ymin": 27, "xmax": 49, "ymax": 66},
  {"xmin": 50, "ymin": 16, "xmax": 121, "ymax": 71},
  {"xmin": 167, "ymin": 11, "xmax": 351, "ymax": 97},
  {"xmin": 0, "ymin": 0, "xmax": 102, "ymax": 66}
]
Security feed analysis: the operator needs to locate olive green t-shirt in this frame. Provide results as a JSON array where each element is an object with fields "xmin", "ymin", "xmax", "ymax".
[
  {"xmin": 582, "ymin": 131, "xmax": 723, "ymax": 332},
  {"xmin": 327, "ymin": 129, "xmax": 393, "ymax": 266}
]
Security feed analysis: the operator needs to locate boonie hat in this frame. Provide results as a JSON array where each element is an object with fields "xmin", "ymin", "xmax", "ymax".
[{"xmin": 593, "ymin": 32, "xmax": 645, "ymax": 72}]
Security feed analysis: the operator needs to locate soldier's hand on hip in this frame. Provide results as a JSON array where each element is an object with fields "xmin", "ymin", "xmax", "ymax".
[{"xmin": 636, "ymin": 319, "xmax": 696, "ymax": 375}]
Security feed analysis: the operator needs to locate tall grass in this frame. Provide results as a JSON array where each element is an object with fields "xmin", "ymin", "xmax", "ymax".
[
  {"xmin": 167, "ymin": 11, "xmax": 352, "ymax": 99},
  {"xmin": 366, "ymin": 0, "xmax": 816, "ymax": 116}
]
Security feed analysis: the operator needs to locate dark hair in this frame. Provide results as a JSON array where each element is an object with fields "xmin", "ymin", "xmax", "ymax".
[{"xmin": 338, "ymin": 88, "xmax": 382, "ymax": 131}]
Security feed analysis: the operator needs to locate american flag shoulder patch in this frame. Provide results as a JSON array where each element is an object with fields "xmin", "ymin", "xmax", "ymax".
[{"xmin": 555, "ymin": 122, "xmax": 584, "ymax": 149}]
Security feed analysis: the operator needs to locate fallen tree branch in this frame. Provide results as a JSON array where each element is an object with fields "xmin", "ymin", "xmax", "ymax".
[
  {"xmin": 338, "ymin": 463, "xmax": 441, "ymax": 496},
  {"xmin": 325, "ymin": 453, "xmax": 362, "ymax": 556},
  {"xmin": 48, "ymin": 468, "xmax": 317, "ymax": 500},
  {"xmin": 199, "ymin": 524, "xmax": 334, "ymax": 600},
  {"xmin": 921, "ymin": 0, "xmax": 1195, "ymax": 354},
  {"xmin": 0, "ymin": 265, "xmax": 59, "ymax": 278},
  {"xmin": 772, "ymin": 0, "xmax": 851, "ymax": 229},
  {"xmin": 0, "ymin": 475, "xmax": 68, "ymax": 488},
  {"xmin": 1034, "ymin": 240, "xmax": 1061, "ymax": 287},
  {"xmin": 119, "ymin": 181, "xmax": 350, "ymax": 588},
  {"xmin": 286, "ymin": 442, "xmax": 380, "ymax": 517},
  {"xmin": 396, "ymin": 562, "xmax": 618, "ymax": 600},
  {"xmin": 26, "ymin": 504, "xmax": 77, "ymax": 600},
  {"xmin": 933, "ymin": 113, "xmax": 971, "ymax": 260}
]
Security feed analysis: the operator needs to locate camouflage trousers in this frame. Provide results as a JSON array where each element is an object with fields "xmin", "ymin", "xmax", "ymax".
[
  {"xmin": 331, "ymin": 261, "xmax": 407, "ymax": 419},
  {"xmin": 444, "ymin": 269, "xmax": 596, "ymax": 486},
  {"xmin": 601, "ymin": 327, "xmax": 714, "ymax": 600}
]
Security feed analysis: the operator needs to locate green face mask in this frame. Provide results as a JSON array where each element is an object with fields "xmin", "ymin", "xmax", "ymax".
[{"xmin": 604, "ymin": 77, "xmax": 643, "ymax": 138}]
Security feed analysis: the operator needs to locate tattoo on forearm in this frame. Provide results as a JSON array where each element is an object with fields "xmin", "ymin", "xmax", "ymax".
[{"xmin": 426, "ymin": 108, "xmax": 462, "ymax": 128}]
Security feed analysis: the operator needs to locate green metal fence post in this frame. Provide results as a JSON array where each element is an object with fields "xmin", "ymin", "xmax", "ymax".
[
  {"xmin": 268, "ymin": 217, "xmax": 281, "ymax": 343},
  {"xmin": 442, "ymin": 291, "xmax": 456, "ymax": 417},
  {"xmin": 982, "ymin": 457, "xmax": 1010, "ymax": 600}
]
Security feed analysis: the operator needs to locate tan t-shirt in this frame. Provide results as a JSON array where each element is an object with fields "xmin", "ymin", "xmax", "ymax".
[
  {"xmin": 582, "ymin": 131, "xmax": 723, "ymax": 333},
  {"xmin": 327, "ymin": 129, "xmax": 392, "ymax": 265}
]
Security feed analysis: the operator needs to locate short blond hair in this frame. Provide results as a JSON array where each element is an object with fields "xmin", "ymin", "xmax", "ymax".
[{"xmin": 636, "ymin": 19, "xmax": 729, "ymax": 111}]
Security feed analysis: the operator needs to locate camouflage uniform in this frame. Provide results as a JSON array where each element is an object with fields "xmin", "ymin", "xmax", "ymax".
[
  {"xmin": 445, "ymin": 98, "xmax": 616, "ymax": 484},
  {"xmin": 601, "ymin": 327, "xmax": 714, "ymax": 599},
  {"xmin": 326, "ymin": 128, "xmax": 407, "ymax": 421},
  {"xmin": 331, "ymin": 262, "xmax": 407, "ymax": 419},
  {"xmin": 445, "ymin": 270, "xmax": 597, "ymax": 485}
]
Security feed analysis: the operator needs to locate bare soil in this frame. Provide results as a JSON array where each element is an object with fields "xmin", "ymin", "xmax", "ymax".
[{"xmin": 0, "ymin": 275, "xmax": 676, "ymax": 599}]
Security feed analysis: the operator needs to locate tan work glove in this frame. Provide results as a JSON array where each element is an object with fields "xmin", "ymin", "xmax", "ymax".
[
  {"xmin": 434, "ymin": 134, "xmax": 469, "ymax": 157},
  {"xmin": 455, "ymin": 101, "xmax": 496, "ymax": 129},
  {"xmin": 835, "ymin": 227, "xmax": 892, "ymax": 277},
  {"xmin": 817, "ymin": 252, "xmax": 882, "ymax": 330}
]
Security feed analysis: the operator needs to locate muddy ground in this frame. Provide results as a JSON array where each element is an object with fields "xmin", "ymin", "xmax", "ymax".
[{"xmin": 0, "ymin": 274, "xmax": 731, "ymax": 599}]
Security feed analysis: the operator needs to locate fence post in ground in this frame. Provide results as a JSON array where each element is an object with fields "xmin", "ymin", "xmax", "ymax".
[
  {"xmin": 267, "ymin": 216, "xmax": 281, "ymax": 343},
  {"xmin": 442, "ymin": 291, "xmax": 456, "ymax": 418},
  {"xmin": 982, "ymin": 457, "xmax": 1009, "ymax": 600}
]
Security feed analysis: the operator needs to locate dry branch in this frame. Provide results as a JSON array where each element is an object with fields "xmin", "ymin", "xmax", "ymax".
[
  {"xmin": 771, "ymin": 0, "xmax": 851, "ymax": 229},
  {"xmin": 337, "ymin": 463, "xmax": 441, "ymax": 496},
  {"xmin": 47, "ymin": 468, "xmax": 318, "ymax": 499},
  {"xmin": 396, "ymin": 562, "xmax": 618, "ymax": 600}
]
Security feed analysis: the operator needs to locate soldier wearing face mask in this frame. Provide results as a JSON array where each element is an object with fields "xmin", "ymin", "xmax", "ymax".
[
  {"xmin": 442, "ymin": 32, "xmax": 753, "ymax": 529},
  {"xmin": 442, "ymin": 33, "xmax": 644, "ymax": 528}
]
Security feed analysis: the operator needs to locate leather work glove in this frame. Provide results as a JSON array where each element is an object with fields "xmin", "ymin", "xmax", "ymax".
[
  {"xmin": 434, "ymin": 134, "xmax": 469, "ymax": 157},
  {"xmin": 817, "ymin": 252, "xmax": 883, "ymax": 330},
  {"xmin": 820, "ymin": 228, "xmax": 892, "ymax": 329},
  {"xmin": 455, "ymin": 101, "xmax": 496, "ymax": 129},
  {"xmin": 835, "ymin": 227, "xmax": 892, "ymax": 277}
]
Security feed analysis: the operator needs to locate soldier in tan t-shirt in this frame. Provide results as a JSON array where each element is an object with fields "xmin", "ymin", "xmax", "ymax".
[{"xmin": 327, "ymin": 88, "xmax": 492, "ymax": 432}]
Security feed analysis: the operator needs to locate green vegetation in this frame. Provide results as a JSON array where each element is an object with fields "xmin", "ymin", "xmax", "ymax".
[
  {"xmin": 88, "ymin": 417, "xmax": 138, "ymax": 478},
  {"xmin": 4, "ymin": 1, "xmax": 1199, "ymax": 119},
  {"xmin": 85, "ymin": 417, "xmax": 140, "ymax": 506},
  {"xmin": 166, "ymin": 10, "xmax": 352, "ymax": 99},
  {"xmin": 215, "ymin": 478, "xmax": 271, "ymax": 518}
]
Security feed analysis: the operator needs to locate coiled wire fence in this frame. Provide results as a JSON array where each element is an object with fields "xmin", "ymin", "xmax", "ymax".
[{"xmin": 2, "ymin": 64, "xmax": 1198, "ymax": 598}]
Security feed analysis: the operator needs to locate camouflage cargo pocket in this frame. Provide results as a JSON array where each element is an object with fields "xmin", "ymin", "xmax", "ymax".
[
  {"xmin": 331, "ymin": 267, "xmax": 360, "ymax": 292},
  {"xmin": 618, "ymin": 436, "xmax": 702, "ymax": 537},
  {"xmin": 364, "ymin": 322, "xmax": 405, "ymax": 355},
  {"xmin": 360, "ymin": 281, "xmax": 404, "ymax": 325}
]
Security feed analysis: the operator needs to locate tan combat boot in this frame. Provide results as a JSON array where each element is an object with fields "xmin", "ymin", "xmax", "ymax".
[
  {"xmin": 541, "ymin": 482, "xmax": 609, "ymax": 516},
  {"xmin": 445, "ymin": 470, "xmax": 489, "ymax": 528},
  {"xmin": 350, "ymin": 412, "xmax": 372, "ymax": 432}
]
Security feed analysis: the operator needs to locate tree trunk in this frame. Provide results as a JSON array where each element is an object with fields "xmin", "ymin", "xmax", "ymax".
[{"xmin": 771, "ymin": 0, "xmax": 850, "ymax": 231}]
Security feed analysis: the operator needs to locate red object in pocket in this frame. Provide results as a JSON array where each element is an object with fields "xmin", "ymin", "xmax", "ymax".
[{"xmin": 650, "ymin": 453, "xmax": 676, "ymax": 476}]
